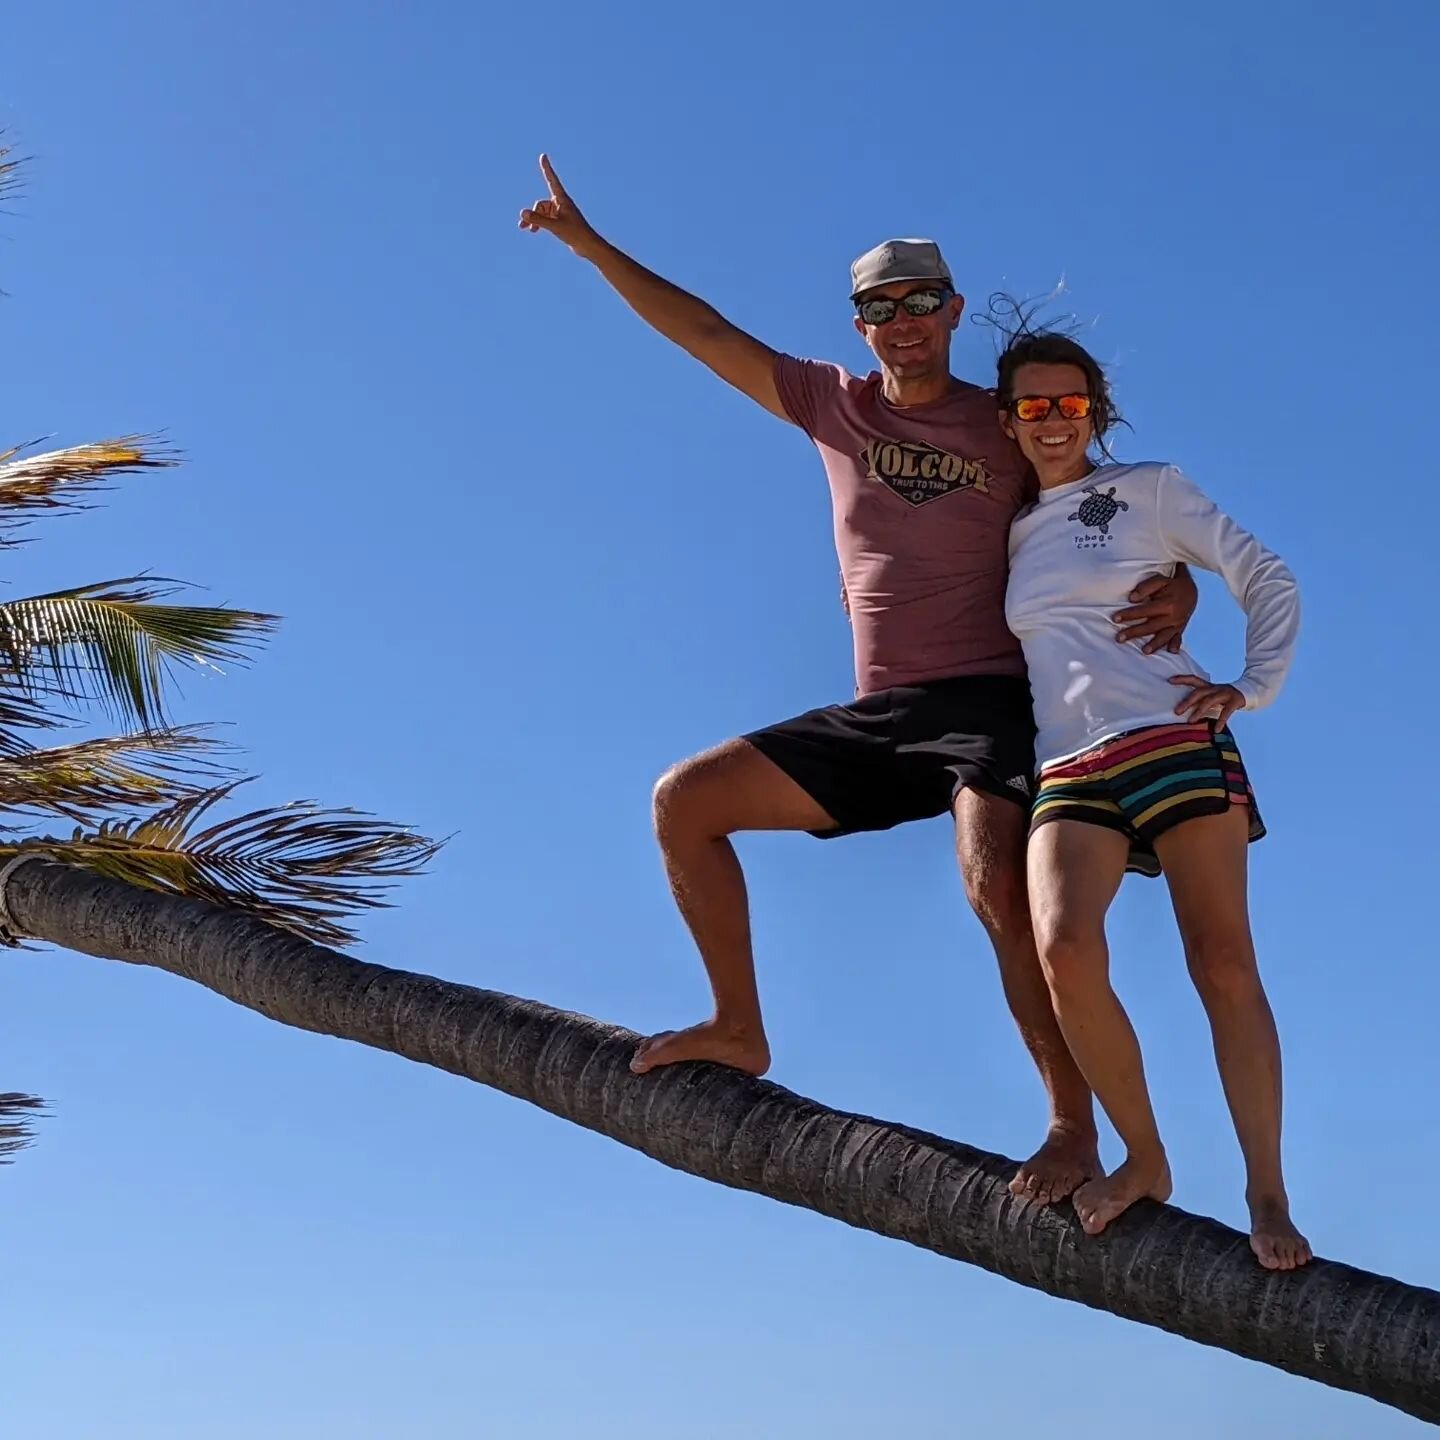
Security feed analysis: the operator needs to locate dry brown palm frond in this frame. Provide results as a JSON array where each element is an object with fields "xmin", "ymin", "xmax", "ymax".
[
  {"xmin": 0, "ymin": 1093, "xmax": 44, "ymax": 1161},
  {"xmin": 0, "ymin": 725, "xmax": 232, "ymax": 823},
  {"xmin": 0, "ymin": 579, "xmax": 278, "ymax": 730},
  {"xmin": 0, "ymin": 437, "xmax": 180, "ymax": 543},
  {"xmin": 2, "ymin": 782, "xmax": 444, "ymax": 947}
]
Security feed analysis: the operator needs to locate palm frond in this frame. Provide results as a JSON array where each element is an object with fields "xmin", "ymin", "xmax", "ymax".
[
  {"xmin": 0, "ymin": 142, "xmax": 23, "ymax": 206},
  {"xmin": 0, "ymin": 580, "xmax": 279, "ymax": 730},
  {"xmin": 0, "ymin": 1093, "xmax": 44, "ymax": 1162},
  {"xmin": 0, "ymin": 436, "xmax": 179, "ymax": 541},
  {"xmin": 3, "ymin": 783, "xmax": 443, "ymax": 947},
  {"xmin": 0, "ymin": 689, "xmax": 69, "ymax": 757},
  {"xmin": 0, "ymin": 725, "xmax": 231, "ymax": 823}
]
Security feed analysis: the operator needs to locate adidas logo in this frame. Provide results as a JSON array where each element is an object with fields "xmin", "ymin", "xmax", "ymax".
[{"xmin": 1006, "ymin": 775, "xmax": 1032, "ymax": 795}]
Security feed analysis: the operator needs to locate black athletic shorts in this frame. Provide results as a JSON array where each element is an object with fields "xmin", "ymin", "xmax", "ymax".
[{"xmin": 744, "ymin": 674, "xmax": 1037, "ymax": 838}]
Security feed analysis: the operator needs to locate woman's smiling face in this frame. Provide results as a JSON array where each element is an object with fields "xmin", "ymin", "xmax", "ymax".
[{"xmin": 1001, "ymin": 361, "xmax": 1096, "ymax": 487}]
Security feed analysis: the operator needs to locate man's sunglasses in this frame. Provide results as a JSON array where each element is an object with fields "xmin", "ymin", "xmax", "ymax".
[
  {"xmin": 1008, "ymin": 394, "xmax": 1093, "ymax": 423},
  {"xmin": 855, "ymin": 287, "xmax": 952, "ymax": 326}
]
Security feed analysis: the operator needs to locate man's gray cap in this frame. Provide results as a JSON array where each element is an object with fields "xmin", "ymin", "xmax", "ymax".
[{"xmin": 849, "ymin": 238, "xmax": 953, "ymax": 301}]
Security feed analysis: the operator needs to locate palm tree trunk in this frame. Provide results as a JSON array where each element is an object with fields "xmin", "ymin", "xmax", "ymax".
[{"xmin": 6, "ymin": 858, "xmax": 1437, "ymax": 1424}]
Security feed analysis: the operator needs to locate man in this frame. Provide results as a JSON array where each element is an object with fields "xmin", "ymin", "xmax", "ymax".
[{"xmin": 519, "ymin": 156, "xmax": 1194, "ymax": 1202}]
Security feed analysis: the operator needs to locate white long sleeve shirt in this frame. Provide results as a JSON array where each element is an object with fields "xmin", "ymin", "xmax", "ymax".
[{"xmin": 1005, "ymin": 462, "xmax": 1300, "ymax": 769}]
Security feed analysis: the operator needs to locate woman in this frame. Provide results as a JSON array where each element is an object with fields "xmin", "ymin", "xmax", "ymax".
[{"xmin": 1000, "ymin": 328, "xmax": 1311, "ymax": 1270}]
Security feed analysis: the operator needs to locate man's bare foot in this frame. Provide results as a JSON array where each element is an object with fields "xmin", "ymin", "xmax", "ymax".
[
  {"xmin": 1072, "ymin": 1151, "xmax": 1172, "ymax": 1236},
  {"xmin": 1249, "ymin": 1194, "xmax": 1312, "ymax": 1270},
  {"xmin": 630, "ymin": 1019, "xmax": 771, "ymax": 1076},
  {"xmin": 1010, "ymin": 1125, "xmax": 1101, "ymax": 1205}
]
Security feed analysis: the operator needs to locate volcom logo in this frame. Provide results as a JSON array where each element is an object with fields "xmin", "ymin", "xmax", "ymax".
[{"xmin": 861, "ymin": 439, "xmax": 993, "ymax": 507}]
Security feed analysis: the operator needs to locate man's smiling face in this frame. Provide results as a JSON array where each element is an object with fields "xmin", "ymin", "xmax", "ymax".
[{"xmin": 853, "ymin": 282, "xmax": 965, "ymax": 384}]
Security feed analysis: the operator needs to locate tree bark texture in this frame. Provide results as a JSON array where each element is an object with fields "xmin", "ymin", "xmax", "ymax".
[{"xmin": 8, "ymin": 859, "xmax": 1438, "ymax": 1424}]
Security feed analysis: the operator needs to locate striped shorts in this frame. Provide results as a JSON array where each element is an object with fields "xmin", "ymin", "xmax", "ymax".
[{"xmin": 1030, "ymin": 722, "xmax": 1265, "ymax": 877}]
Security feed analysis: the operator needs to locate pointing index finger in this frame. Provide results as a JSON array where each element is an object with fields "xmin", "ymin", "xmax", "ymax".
[{"xmin": 539, "ymin": 153, "xmax": 568, "ymax": 200}]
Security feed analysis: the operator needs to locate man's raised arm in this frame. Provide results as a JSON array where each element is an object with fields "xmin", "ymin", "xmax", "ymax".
[{"xmin": 519, "ymin": 155, "xmax": 790, "ymax": 423}]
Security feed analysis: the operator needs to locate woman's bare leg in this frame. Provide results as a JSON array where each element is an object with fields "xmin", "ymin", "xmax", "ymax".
[
  {"xmin": 1153, "ymin": 806, "xmax": 1311, "ymax": 1270},
  {"xmin": 1028, "ymin": 821, "xmax": 1172, "ymax": 1235}
]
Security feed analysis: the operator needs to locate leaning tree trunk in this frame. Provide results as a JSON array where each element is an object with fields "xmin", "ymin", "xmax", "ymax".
[{"xmin": 6, "ymin": 860, "xmax": 1438, "ymax": 1425}]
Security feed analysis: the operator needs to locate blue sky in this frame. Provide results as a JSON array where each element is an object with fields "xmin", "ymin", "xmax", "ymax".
[{"xmin": 3, "ymin": 2, "xmax": 1438, "ymax": 1434}]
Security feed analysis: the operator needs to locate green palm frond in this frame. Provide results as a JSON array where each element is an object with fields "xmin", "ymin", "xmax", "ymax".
[
  {"xmin": 0, "ymin": 725, "xmax": 231, "ymax": 824},
  {"xmin": 0, "ymin": 1093, "xmax": 44, "ymax": 1162},
  {"xmin": 3, "ymin": 783, "xmax": 443, "ymax": 947},
  {"xmin": 0, "ymin": 437, "xmax": 179, "ymax": 542},
  {"xmin": 0, "ymin": 580, "xmax": 278, "ymax": 730}
]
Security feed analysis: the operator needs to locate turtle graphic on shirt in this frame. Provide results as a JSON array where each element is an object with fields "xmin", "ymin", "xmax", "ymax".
[{"xmin": 1069, "ymin": 485, "xmax": 1128, "ymax": 535}]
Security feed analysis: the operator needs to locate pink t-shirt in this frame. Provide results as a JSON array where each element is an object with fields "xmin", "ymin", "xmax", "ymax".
[{"xmin": 775, "ymin": 355, "xmax": 1031, "ymax": 696}]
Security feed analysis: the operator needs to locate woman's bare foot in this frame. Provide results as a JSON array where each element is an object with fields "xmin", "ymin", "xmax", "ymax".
[
  {"xmin": 630, "ymin": 1019, "xmax": 771, "ymax": 1076},
  {"xmin": 1010, "ymin": 1124, "xmax": 1102, "ymax": 1205},
  {"xmin": 1072, "ymin": 1151, "xmax": 1172, "ymax": 1236},
  {"xmin": 1249, "ymin": 1194, "xmax": 1312, "ymax": 1270}
]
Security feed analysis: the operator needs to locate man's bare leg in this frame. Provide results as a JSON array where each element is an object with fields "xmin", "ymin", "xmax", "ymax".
[
  {"xmin": 1028, "ymin": 819, "xmax": 1172, "ymax": 1235},
  {"xmin": 954, "ymin": 789, "xmax": 1100, "ymax": 1204},
  {"xmin": 1154, "ymin": 808, "xmax": 1311, "ymax": 1270},
  {"xmin": 630, "ymin": 739, "xmax": 837, "ymax": 1076}
]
